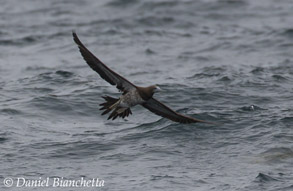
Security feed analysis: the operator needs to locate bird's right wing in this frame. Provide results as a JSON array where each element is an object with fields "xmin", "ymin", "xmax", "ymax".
[
  {"xmin": 73, "ymin": 32, "xmax": 137, "ymax": 93},
  {"xmin": 142, "ymin": 98, "xmax": 209, "ymax": 124}
]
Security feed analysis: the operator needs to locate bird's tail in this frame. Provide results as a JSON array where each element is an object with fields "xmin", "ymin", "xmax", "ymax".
[
  {"xmin": 100, "ymin": 96, "xmax": 119, "ymax": 115},
  {"xmin": 99, "ymin": 96, "xmax": 132, "ymax": 120}
]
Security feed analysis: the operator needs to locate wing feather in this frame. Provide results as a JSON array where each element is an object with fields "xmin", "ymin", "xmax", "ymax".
[
  {"xmin": 142, "ymin": 98, "xmax": 207, "ymax": 124},
  {"xmin": 73, "ymin": 32, "xmax": 136, "ymax": 92}
]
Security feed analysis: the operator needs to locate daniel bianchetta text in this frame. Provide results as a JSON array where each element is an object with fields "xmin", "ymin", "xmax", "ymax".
[{"xmin": 3, "ymin": 177, "xmax": 105, "ymax": 188}]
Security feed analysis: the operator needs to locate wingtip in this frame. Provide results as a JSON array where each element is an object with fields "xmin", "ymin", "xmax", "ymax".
[
  {"xmin": 72, "ymin": 31, "xmax": 82, "ymax": 47},
  {"xmin": 197, "ymin": 119, "xmax": 218, "ymax": 125},
  {"xmin": 72, "ymin": 31, "xmax": 88, "ymax": 54},
  {"xmin": 72, "ymin": 31, "xmax": 78, "ymax": 42},
  {"xmin": 72, "ymin": 30, "xmax": 76, "ymax": 36}
]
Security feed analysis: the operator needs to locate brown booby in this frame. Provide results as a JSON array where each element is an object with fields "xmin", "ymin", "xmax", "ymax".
[{"xmin": 73, "ymin": 32, "xmax": 209, "ymax": 124}]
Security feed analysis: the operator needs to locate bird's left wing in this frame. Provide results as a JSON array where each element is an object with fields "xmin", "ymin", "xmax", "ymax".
[
  {"xmin": 73, "ymin": 32, "xmax": 136, "ymax": 92},
  {"xmin": 142, "ymin": 98, "xmax": 208, "ymax": 124}
]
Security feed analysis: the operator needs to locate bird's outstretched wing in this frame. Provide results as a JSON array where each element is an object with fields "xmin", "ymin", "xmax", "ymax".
[
  {"xmin": 142, "ymin": 98, "xmax": 209, "ymax": 124},
  {"xmin": 73, "ymin": 32, "xmax": 137, "ymax": 93}
]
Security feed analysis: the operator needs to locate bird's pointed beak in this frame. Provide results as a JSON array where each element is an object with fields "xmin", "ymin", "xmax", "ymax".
[{"xmin": 154, "ymin": 86, "xmax": 162, "ymax": 93}]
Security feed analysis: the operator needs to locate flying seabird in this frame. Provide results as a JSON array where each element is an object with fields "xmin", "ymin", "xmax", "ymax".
[{"xmin": 73, "ymin": 32, "xmax": 209, "ymax": 124}]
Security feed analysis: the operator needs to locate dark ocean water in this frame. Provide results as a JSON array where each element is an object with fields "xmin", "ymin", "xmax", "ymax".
[{"xmin": 1, "ymin": 0, "xmax": 293, "ymax": 190}]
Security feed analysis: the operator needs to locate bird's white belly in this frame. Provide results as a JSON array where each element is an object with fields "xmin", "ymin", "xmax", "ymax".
[{"xmin": 119, "ymin": 90, "xmax": 144, "ymax": 108}]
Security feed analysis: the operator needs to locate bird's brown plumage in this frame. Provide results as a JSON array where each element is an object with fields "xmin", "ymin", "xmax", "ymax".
[
  {"xmin": 73, "ymin": 32, "xmax": 209, "ymax": 124},
  {"xmin": 73, "ymin": 32, "xmax": 136, "ymax": 93}
]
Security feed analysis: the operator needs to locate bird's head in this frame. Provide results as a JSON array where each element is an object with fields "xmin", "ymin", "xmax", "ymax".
[
  {"xmin": 148, "ymin": 85, "xmax": 162, "ymax": 96},
  {"xmin": 138, "ymin": 85, "xmax": 162, "ymax": 100}
]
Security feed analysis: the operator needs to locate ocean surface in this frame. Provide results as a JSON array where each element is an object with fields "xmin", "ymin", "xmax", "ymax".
[{"xmin": 1, "ymin": 0, "xmax": 293, "ymax": 190}]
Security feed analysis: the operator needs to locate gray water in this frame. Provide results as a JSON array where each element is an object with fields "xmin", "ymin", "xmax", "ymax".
[{"xmin": 1, "ymin": 0, "xmax": 293, "ymax": 190}]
